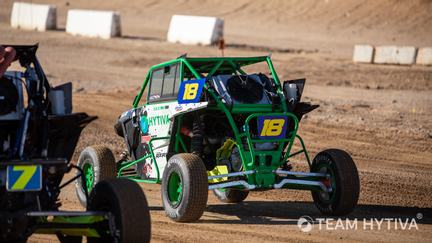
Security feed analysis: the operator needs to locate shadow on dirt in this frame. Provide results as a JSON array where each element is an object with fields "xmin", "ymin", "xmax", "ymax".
[{"xmin": 199, "ymin": 201, "xmax": 432, "ymax": 225}]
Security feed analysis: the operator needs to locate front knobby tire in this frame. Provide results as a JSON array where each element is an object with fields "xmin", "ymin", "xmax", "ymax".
[
  {"xmin": 76, "ymin": 145, "xmax": 117, "ymax": 207},
  {"xmin": 87, "ymin": 179, "xmax": 151, "ymax": 243},
  {"xmin": 311, "ymin": 149, "xmax": 360, "ymax": 216},
  {"xmin": 161, "ymin": 153, "xmax": 208, "ymax": 222}
]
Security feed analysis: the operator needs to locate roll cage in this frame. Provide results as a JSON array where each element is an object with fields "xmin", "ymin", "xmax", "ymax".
[{"xmin": 133, "ymin": 55, "xmax": 286, "ymax": 111}]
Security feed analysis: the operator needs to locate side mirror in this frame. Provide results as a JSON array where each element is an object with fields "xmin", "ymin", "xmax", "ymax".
[{"xmin": 282, "ymin": 78, "xmax": 306, "ymax": 111}]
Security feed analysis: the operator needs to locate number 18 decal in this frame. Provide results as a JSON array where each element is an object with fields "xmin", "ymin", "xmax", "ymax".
[
  {"xmin": 178, "ymin": 78, "xmax": 205, "ymax": 104},
  {"xmin": 257, "ymin": 116, "xmax": 288, "ymax": 139}
]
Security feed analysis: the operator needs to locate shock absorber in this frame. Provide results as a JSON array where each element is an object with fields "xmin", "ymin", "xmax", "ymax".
[{"xmin": 191, "ymin": 114, "xmax": 205, "ymax": 156}]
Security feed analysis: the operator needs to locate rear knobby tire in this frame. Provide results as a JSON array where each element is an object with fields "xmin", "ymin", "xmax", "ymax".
[
  {"xmin": 87, "ymin": 179, "xmax": 151, "ymax": 243},
  {"xmin": 213, "ymin": 189, "xmax": 249, "ymax": 203},
  {"xmin": 76, "ymin": 145, "xmax": 117, "ymax": 207},
  {"xmin": 311, "ymin": 149, "xmax": 360, "ymax": 216},
  {"xmin": 161, "ymin": 153, "xmax": 208, "ymax": 222}
]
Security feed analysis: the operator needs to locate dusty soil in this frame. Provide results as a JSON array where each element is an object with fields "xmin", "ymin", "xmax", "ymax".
[{"xmin": 1, "ymin": 0, "xmax": 431, "ymax": 242}]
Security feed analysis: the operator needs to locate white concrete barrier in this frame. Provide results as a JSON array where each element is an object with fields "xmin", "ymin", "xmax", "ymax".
[
  {"xmin": 396, "ymin": 46, "xmax": 417, "ymax": 65},
  {"xmin": 353, "ymin": 45, "xmax": 374, "ymax": 63},
  {"xmin": 416, "ymin": 47, "xmax": 432, "ymax": 66},
  {"xmin": 10, "ymin": 2, "xmax": 57, "ymax": 31},
  {"xmin": 167, "ymin": 15, "xmax": 224, "ymax": 45},
  {"xmin": 66, "ymin": 10, "xmax": 121, "ymax": 39},
  {"xmin": 374, "ymin": 46, "xmax": 417, "ymax": 65},
  {"xmin": 374, "ymin": 46, "xmax": 397, "ymax": 64}
]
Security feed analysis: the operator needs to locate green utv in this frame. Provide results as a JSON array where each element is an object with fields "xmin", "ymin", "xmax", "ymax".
[
  {"xmin": 0, "ymin": 45, "xmax": 150, "ymax": 242},
  {"xmin": 78, "ymin": 55, "xmax": 360, "ymax": 222}
]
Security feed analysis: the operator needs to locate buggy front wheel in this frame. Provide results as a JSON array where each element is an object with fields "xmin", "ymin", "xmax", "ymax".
[
  {"xmin": 311, "ymin": 149, "xmax": 360, "ymax": 216},
  {"xmin": 76, "ymin": 145, "xmax": 117, "ymax": 207},
  {"xmin": 161, "ymin": 153, "xmax": 208, "ymax": 222}
]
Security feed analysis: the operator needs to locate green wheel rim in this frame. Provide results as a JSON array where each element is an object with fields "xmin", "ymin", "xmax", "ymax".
[
  {"xmin": 167, "ymin": 171, "xmax": 182, "ymax": 206},
  {"xmin": 317, "ymin": 164, "xmax": 336, "ymax": 204},
  {"xmin": 83, "ymin": 162, "xmax": 94, "ymax": 193}
]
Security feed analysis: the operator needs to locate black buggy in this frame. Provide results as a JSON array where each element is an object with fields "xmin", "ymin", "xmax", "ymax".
[{"xmin": 0, "ymin": 44, "xmax": 151, "ymax": 243}]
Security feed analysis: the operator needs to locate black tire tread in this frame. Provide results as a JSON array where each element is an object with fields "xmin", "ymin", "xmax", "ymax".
[
  {"xmin": 88, "ymin": 178, "xmax": 151, "ymax": 243},
  {"xmin": 311, "ymin": 149, "xmax": 360, "ymax": 216},
  {"xmin": 162, "ymin": 153, "xmax": 208, "ymax": 222},
  {"xmin": 179, "ymin": 153, "xmax": 208, "ymax": 222},
  {"xmin": 90, "ymin": 145, "xmax": 117, "ymax": 179},
  {"xmin": 76, "ymin": 145, "xmax": 117, "ymax": 207}
]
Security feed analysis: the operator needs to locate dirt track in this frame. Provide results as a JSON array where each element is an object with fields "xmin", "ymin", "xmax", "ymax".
[
  {"xmin": 1, "ymin": 0, "xmax": 432, "ymax": 242},
  {"xmin": 57, "ymin": 88, "xmax": 432, "ymax": 242}
]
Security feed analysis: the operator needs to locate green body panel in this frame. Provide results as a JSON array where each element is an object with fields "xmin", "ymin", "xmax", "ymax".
[{"xmin": 120, "ymin": 56, "xmax": 327, "ymax": 191}]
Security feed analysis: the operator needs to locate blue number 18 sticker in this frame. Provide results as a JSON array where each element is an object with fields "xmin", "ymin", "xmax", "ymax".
[
  {"xmin": 177, "ymin": 78, "xmax": 205, "ymax": 104},
  {"xmin": 257, "ymin": 116, "xmax": 288, "ymax": 139}
]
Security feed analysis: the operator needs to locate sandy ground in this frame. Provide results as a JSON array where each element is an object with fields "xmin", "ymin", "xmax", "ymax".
[{"xmin": 1, "ymin": 0, "xmax": 432, "ymax": 242}]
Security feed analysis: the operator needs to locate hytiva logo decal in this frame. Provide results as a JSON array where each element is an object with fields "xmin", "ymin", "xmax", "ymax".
[
  {"xmin": 178, "ymin": 78, "xmax": 205, "ymax": 104},
  {"xmin": 257, "ymin": 116, "xmax": 288, "ymax": 139},
  {"xmin": 148, "ymin": 115, "xmax": 170, "ymax": 126}
]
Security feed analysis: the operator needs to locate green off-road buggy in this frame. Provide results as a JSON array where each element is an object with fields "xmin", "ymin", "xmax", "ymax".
[
  {"xmin": 0, "ymin": 45, "xmax": 150, "ymax": 242},
  {"xmin": 78, "ymin": 55, "xmax": 360, "ymax": 222}
]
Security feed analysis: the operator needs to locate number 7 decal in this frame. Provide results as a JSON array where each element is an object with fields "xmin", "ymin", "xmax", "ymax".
[
  {"xmin": 257, "ymin": 116, "xmax": 288, "ymax": 139},
  {"xmin": 7, "ymin": 165, "xmax": 42, "ymax": 191}
]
